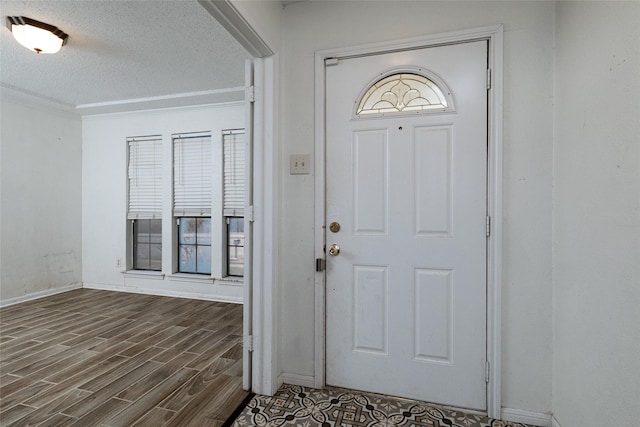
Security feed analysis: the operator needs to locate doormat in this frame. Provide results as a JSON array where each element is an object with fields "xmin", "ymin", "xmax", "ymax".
[{"xmin": 229, "ymin": 384, "xmax": 533, "ymax": 427}]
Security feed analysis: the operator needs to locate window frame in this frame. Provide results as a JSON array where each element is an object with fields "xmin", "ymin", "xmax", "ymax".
[
  {"xmin": 124, "ymin": 127, "xmax": 246, "ymax": 280},
  {"xmin": 222, "ymin": 129, "xmax": 246, "ymax": 278},
  {"xmin": 172, "ymin": 131, "xmax": 215, "ymax": 277},
  {"xmin": 126, "ymin": 135, "xmax": 163, "ymax": 272},
  {"xmin": 132, "ymin": 218, "xmax": 163, "ymax": 271},
  {"xmin": 226, "ymin": 216, "xmax": 245, "ymax": 277},
  {"xmin": 176, "ymin": 216, "xmax": 212, "ymax": 275}
]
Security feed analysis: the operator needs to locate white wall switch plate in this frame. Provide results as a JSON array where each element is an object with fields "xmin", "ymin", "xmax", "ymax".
[{"xmin": 290, "ymin": 154, "xmax": 310, "ymax": 175}]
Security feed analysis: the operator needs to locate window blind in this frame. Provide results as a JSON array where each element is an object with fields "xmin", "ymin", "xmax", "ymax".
[
  {"xmin": 127, "ymin": 136, "xmax": 163, "ymax": 220},
  {"xmin": 223, "ymin": 130, "xmax": 246, "ymax": 216},
  {"xmin": 173, "ymin": 133, "xmax": 212, "ymax": 216}
]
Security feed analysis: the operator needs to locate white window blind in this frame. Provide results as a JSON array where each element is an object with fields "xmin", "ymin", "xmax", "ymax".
[
  {"xmin": 173, "ymin": 132, "xmax": 212, "ymax": 216},
  {"xmin": 128, "ymin": 136, "xmax": 163, "ymax": 220},
  {"xmin": 223, "ymin": 130, "xmax": 246, "ymax": 216}
]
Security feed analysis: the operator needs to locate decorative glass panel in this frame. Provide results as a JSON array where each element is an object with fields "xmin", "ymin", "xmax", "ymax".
[{"xmin": 356, "ymin": 73, "xmax": 451, "ymax": 116}]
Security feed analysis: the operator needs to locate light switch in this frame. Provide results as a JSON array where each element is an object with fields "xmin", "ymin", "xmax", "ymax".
[{"xmin": 290, "ymin": 154, "xmax": 310, "ymax": 175}]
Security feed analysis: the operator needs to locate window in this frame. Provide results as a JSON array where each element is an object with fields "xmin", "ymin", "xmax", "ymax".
[
  {"xmin": 177, "ymin": 217, "xmax": 211, "ymax": 274},
  {"xmin": 127, "ymin": 136, "xmax": 162, "ymax": 271},
  {"xmin": 223, "ymin": 130, "xmax": 245, "ymax": 276},
  {"xmin": 127, "ymin": 128, "xmax": 245, "ymax": 278},
  {"xmin": 355, "ymin": 71, "xmax": 454, "ymax": 117},
  {"xmin": 133, "ymin": 219, "xmax": 162, "ymax": 270},
  {"xmin": 173, "ymin": 132, "xmax": 212, "ymax": 275},
  {"xmin": 227, "ymin": 217, "xmax": 244, "ymax": 276}
]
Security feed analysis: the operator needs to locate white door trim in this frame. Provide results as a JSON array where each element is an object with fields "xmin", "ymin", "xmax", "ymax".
[
  {"xmin": 242, "ymin": 59, "xmax": 254, "ymax": 391},
  {"xmin": 314, "ymin": 24, "xmax": 504, "ymax": 418},
  {"xmin": 250, "ymin": 55, "xmax": 281, "ymax": 396},
  {"xmin": 198, "ymin": 0, "xmax": 274, "ymax": 57},
  {"xmin": 200, "ymin": 0, "xmax": 280, "ymax": 397}
]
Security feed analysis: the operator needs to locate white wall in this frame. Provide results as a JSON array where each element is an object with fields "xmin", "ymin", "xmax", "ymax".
[
  {"xmin": 230, "ymin": 0, "xmax": 282, "ymax": 54},
  {"xmin": 82, "ymin": 103, "xmax": 245, "ymax": 302},
  {"xmin": 279, "ymin": 0, "xmax": 555, "ymax": 415},
  {"xmin": 552, "ymin": 2, "xmax": 640, "ymax": 426},
  {"xmin": 0, "ymin": 92, "xmax": 82, "ymax": 304}
]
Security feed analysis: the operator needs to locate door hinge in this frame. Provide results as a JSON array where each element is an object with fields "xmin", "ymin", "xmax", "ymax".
[
  {"xmin": 245, "ymin": 335, "xmax": 254, "ymax": 352},
  {"xmin": 325, "ymin": 57, "xmax": 339, "ymax": 67},
  {"xmin": 485, "ymin": 360, "xmax": 490, "ymax": 383},
  {"xmin": 246, "ymin": 85, "xmax": 255, "ymax": 103},
  {"xmin": 486, "ymin": 215, "xmax": 491, "ymax": 238},
  {"xmin": 248, "ymin": 205, "xmax": 255, "ymax": 222},
  {"xmin": 486, "ymin": 68, "xmax": 492, "ymax": 90},
  {"xmin": 316, "ymin": 258, "xmax": 326, "ymax": 272}
]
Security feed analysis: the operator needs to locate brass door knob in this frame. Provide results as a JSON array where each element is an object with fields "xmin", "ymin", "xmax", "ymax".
[{"xmin": 328, "ymin": 244, "xmax": 340, "ymax": 256}]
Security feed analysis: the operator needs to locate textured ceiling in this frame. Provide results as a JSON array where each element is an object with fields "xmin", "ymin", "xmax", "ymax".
[{"xmin": 0, "ymin": 0, "xmax": 252, "ymax": 113}]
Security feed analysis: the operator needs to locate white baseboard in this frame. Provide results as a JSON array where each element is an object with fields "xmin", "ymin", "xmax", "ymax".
[
  {"xmin": 82, "ymin": 282, "xmax": 243, "ymax": 304},
  {"xmin": 501, "ymin": 408, "xmax": 551, "ymax": 427},
  {"xmin": 551, "ymin": 415, "xmax": 562, "ymax": 427},
  {"xmin": 280, "ymin": 372, "xmax": 316, "ymax": 389},
  {"xmin": 0, "ymin": 283, "xmax": 83, "ymax": 308}
]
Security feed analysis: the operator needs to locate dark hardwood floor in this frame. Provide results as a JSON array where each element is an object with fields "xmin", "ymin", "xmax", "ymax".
[{"xmin": 0, "ymin": 289, "xmax": 248, "ymax": 426}]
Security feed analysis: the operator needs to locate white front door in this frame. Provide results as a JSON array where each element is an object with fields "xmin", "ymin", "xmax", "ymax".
[{"xmin": 325, "ymin": 41, "xmax": 488, "ymax": 410}]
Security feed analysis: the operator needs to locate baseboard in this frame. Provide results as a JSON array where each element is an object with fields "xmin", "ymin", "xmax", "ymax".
[
  {"xmin": 0, "ymin": 283, "xmax": 83, "ymax": 308},
  {"xmin": 82, "ymin": 282, "xmax": 243, "ymax": 304},
  {"xmin": 551, "ymin": 415, "xmax": 562, "ymax": 427},
  {"xmin": 280, "ymin": 372, "xmax": 316, "ymax": 389},
  {"xmin": 501, "ymin": 408, "xmax": 551, "ymax": 427}
]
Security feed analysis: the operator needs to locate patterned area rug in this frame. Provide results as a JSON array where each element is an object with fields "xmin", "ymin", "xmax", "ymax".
[{"xmin": 231, "ymin": 384, "xmax": 533, "ymax": 427}]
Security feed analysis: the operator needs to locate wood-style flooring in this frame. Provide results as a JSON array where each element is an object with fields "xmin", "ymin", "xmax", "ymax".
[{"xmin": 0, "ymin": 289, "xmax": 248, "ymax": 426}]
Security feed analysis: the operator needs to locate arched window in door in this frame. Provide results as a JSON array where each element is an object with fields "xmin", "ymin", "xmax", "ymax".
[{"xmin": 355, "ymin": 69, "xmax": 455, "ymax": 117}]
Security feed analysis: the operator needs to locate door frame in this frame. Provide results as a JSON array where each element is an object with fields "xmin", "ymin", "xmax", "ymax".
[
  {"xmin": 199, "ymin": 0, "xmax": 280, "ymax": 397},
  {"xmin": 314, "ymin": 24, "xmax": 504, "ymax": 418}
]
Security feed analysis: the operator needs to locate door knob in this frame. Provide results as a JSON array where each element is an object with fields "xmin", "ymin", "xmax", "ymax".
[{"xmin": 328, "ymin": 244, "xmax": 340, "ymax": 256}]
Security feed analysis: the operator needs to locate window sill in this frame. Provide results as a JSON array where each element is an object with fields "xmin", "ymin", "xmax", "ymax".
[
  {"xmin": 167, "ymin": 273, "xmax": 244, "ymax": 286},
  {"xmin": 123, "ymin": 270, "xmax": 165, "ymax": 280},
  {"xmin": 218, "ymin": 277, "xmax": 244, "ymax": 286},
  {"xmin": 168, "ymin": 273, "xmax": 214, "ymax": 283}
]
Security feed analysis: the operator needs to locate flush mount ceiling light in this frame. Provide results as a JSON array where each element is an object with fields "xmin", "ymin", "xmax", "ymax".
[{"xmin": 7, "ymin": 16, "xmax": 68, "ymax": 54}]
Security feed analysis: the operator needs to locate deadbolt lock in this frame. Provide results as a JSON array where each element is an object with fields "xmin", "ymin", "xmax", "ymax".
[{"xmin": 329, "ymin": 222, "xmax": 341, "ymax": 233}]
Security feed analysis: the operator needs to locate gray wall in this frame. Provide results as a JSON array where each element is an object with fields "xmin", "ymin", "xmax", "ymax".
[
  {"xmin": 280, "ymin": 0, "xmax": 555, "ymax": 415},
  {"xmin": 0, "ymin": 92, "xmax": 82, "ymax": 303},
  {"xmin": 552, "ymin": 2, "xmax": 640, "ymax": 426}
]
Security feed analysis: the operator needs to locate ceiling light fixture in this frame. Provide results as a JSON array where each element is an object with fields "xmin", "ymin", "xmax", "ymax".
[{"xmin": 7, "ymin": 16, "xmax": 68, "ymax": 54}]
